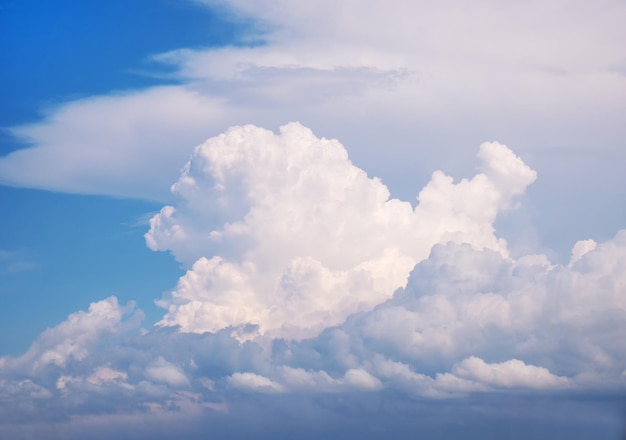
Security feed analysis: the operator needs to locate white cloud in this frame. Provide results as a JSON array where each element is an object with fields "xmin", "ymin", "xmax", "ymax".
[
  {"xmin": 0, "ymin": 297, "xmax": 142, "ymax": 373},
  {"xmin": 369, "ymin": 356, "xmax": 490, "ymax": 398},
  {"xmin": 147, "ymin": 123, "xmax": 535, "ymax": 340},
  {"xmin": 228, "ymin": 372, "xmax": 285, "ymax": 393},
  {"xmin": 223, "ymin": 353, "xmax": 568, "ymax": 397},
  {"xmin": 333, "ymin": 230, "xmax": 626, "ymax": 387},
  {"xmin": 227, "ymin": 365, "xmax": 384, "ymax": 394},
  {"xmin": 342, "ymin": 368, "xmax": 382, "ymax": 391},
  {"xmin": 86, "ymin": 367, "xmax": 128, "ymax": 385},
  {"xmin": 1, "ymin": 0, "xmax": 623, "ymax": 210},
  {"xmin": 452, "ymin": 356, "xmax": 570, "ymax": 389},
  {"xmin": 144, "ymin": 357, "xmax": 190, "ymax": 388},
  {"xmin": 275, "ymin": 366, "xmax": 337, "ymax": 391},
  {"xmin": 0, "ymin": 87, "xmax": 234, "ymax": 201},
  {"xmin": 56, "ymin": 367, "xmax": 131, "ymax": 393},
  {"xmin": 0, "ymin": 178, "xmax": 624, "ymax": 433},
  {"xmin": 0, "ymin": 379, "xmax": 52, "ymax": 401},
  {"xmin": 569, "ymin": 239, "xmax": 597, "ymax": 267}
]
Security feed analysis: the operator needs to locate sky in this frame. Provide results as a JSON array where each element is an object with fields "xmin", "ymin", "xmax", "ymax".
[{"xmin": 1, "ymin": 0, "xmax": 625, "ymax": 438}]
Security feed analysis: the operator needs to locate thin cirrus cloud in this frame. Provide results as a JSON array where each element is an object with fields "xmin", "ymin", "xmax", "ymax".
[{"xmin": 1, "ymin": 123, "xmax": 625, "ymax": 438}]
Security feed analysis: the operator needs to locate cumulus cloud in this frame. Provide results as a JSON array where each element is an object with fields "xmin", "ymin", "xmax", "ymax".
[
  {"xmin": 569, "ymin": 239, "xmax": 597, "ymax": 266},
  {"xmin": 0, "ymin": 297, "xmax": 142, "ymax": 374},
  {"xmin": 145, "ymin": 357, "xmax": 190, "ymax": 388},
  {"xmin": 451, "ymin": 356, "xmax": 570, "ymax": 389},
  {"xmin": 221, "ymin": 229, "xmax": 623, "ymax": 400},
  {"xmin": 1, "ymin": 129, "xmax": 625, "ymax": 435},
  {"xmin": 363, "ymin": 355, "xmax": 569, "ymax": 398},
  {"xmin": 227, "ymin": 365, "xmax": 385, "ymax": 394},
  {"xmin": 0, "ymin": 298, "xmax": 144, "ymax": 426},
  {"xmin": 2, "ymin": 224, "xmax": 619, "ymax": 412},
  {"xmin": 228, "ymin": 372, "xmax": 285, "ymax": 393},
  {"xmin": 316, "ymin": 231, "xmax": 626, "ymax": 391},
  {"xmin": 56, "ymin": 367, "xmax": 132, "ymax": 396},
  {"xmin": 146, "ymin": 123, "xmax": 535, "ymax": 340}
]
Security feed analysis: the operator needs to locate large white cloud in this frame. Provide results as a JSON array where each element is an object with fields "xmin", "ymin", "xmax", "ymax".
[
  {"xmin": 0, "ymin": 137, "xmax": 625, "ymax": 435},
  {"xmin": 146, "ymin": 123, "xmax": 536, "ymax": 339}
]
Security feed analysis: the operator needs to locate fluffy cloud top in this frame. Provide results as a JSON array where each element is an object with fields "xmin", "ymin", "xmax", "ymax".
[
  {"xmin": 146, "ymin": 123, "xmax": 536, "ymax": 339},
  {"xmin": 452, "ymin": 356, "xmax": 570, "ymax": 389},
  {"xmin": 0, "ymin": 297, "xmax": 141, "ymax": 374},
  {"xmin": 332, "ymin": 234, "xmax": 626, "ymax": 387}
]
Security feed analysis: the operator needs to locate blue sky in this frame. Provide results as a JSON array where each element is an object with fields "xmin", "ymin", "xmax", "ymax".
[
  {"xmin": 0, "ymin": 0, "xmax": 252, "ymax": 354},
  {"xmin": 1, "ymin": 1, "xmax": 626, "ymax": 438}
]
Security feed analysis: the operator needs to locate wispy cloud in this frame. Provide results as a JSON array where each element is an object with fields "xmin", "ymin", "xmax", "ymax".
[
  {"xmin": 1, "ymin": 0, "xmax": 624, "ymax": 202},
  {"xmin": 0, "ymin": 249, "xmax": 37, "ymax": 275}
]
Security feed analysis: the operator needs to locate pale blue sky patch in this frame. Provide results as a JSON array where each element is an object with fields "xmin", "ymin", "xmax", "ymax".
[{"xmin": 0, "ymin": 249, "xmax": 37, "ymax": 275}]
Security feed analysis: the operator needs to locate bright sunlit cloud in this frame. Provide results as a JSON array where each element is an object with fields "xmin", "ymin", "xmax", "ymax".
[{"xmin": 146, "ymin": 123, "xmax": 535, "ymax": 339}]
